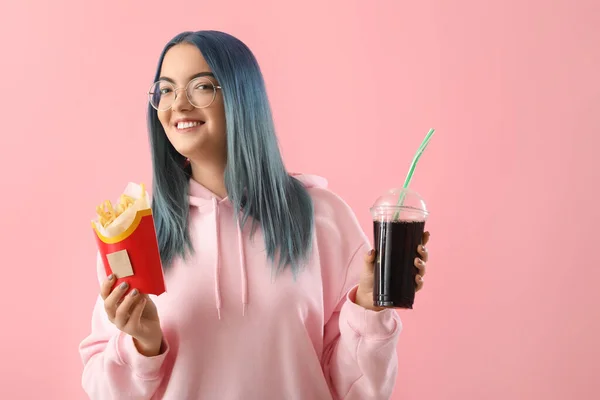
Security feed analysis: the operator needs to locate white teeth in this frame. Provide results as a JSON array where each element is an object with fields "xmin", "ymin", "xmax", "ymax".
[{"xmin": 176, "ymin": 121, "xmax": 201, "ymax": 129}]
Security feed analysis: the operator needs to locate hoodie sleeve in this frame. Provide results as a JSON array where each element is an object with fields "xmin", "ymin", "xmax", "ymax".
[
  {"xmin": 321, "ymin": 239, "xmax": 403, "ymax": 399},
  {"xmin": 78, "ymin": 253, "xmax": 170, "ymax": 399}
]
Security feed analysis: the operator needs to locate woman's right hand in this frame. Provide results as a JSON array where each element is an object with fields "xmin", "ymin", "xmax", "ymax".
[{"xmin": 100, "ymin": 274, "xmax": 164, "ymax": 357}]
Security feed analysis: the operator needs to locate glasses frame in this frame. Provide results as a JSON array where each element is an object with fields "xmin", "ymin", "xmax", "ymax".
[{"xmin": 147, "ymin": 77, "xmax": 222, "ymax": 111}]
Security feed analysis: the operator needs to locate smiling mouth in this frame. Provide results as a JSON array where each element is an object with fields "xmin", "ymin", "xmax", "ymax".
[{"xmin": 175, "ymin": 121, "xmax": 205, "ymax": 130}]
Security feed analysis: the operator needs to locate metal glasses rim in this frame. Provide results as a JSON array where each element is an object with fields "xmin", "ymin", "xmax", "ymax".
[{"xmin": 147, "ymin": 77, "xmax": 222, "ymax": 111}]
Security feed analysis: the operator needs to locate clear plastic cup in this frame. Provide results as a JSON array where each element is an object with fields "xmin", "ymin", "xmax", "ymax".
[{"xmin": 370, "ymin": 188, "xmax": 429, "ymax": 309}]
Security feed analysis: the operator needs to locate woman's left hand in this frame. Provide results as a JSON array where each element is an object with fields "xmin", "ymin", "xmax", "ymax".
[{"xmin": 355, "ymin": 231, "xmax": 430, "ymax": 311}]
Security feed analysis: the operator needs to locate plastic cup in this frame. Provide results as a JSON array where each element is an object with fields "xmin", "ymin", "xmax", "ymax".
[{"xmin": 370, "ymin": 188, "xmax": 429, "ymax": 309}]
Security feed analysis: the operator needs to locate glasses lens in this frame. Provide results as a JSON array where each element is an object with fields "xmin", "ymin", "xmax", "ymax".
[
  {"xmin": 148, "ymin": 80, "xmax": 175, "ymax": 111},
  {"xmin": 187, "ymin": 78, "xmax": 216, "ymax": 108}
]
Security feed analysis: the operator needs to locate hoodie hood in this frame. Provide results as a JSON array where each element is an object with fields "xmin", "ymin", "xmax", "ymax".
[
  {"xmin": 290, "ymin": 173, "xmax": 328, "ymax": 189},
  {"xmin": 187, "ymin": 173, "xmax": 328, "ymax": 204},
  {"xmin": 187, "ymin": 173, "xmax": 328, "ymax": 319}
]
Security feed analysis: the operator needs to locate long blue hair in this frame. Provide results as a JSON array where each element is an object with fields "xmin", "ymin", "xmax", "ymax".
[{"xmin": 147, "ymin": 30, "xmax": 314, "ymax": 276}]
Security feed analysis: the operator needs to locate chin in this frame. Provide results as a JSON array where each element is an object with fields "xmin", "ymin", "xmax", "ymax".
[
  {"xmin": 168, "ymin": 135, "xmax": 206, "ymax": 158},
  {"xmin": 173, "ymin": 144, "xmax": 204, "ymax": 160},
  {"xmin": 164, "ymin": 125, "xmax": 226, "ymax": 163}
]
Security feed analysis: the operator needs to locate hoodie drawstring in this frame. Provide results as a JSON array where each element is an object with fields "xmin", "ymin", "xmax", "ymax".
[
  {"xmin": 212, "ymin": 198, "xmax": 222, "ymax": 319},
  {"xmin": 237, "ymin": 218, "xmax": 248, "ymax": 316},
  {"xmin": 211, "ymin": 197, "xmax": 247, "ymax": 319}
]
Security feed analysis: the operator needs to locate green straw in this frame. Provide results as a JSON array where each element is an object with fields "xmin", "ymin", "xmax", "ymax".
[{"xmin": 393, "ymin": 128, "xmax": 435, "ymax": 220}]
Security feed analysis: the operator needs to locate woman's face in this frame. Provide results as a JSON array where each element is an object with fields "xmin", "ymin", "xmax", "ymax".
[{"xmin": 156, "ymin": 43, "xmax": 227, "ymax": 164}]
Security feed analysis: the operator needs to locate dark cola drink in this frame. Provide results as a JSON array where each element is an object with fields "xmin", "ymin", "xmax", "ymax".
[
  {"xmin": 373, "ymin": 220, "xmax": 425, "ymax": 309},
  {"xmin": 370, "ymin": 188, "xmax": 429, "ymax": 309}
]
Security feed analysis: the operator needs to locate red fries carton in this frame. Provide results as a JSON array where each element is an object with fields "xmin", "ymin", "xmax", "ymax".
[{"xmin": 91, "ymin": 183, "xmax": 166, "ymax": 296}]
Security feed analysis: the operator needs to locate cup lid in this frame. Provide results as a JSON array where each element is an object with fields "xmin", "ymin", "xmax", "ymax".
[{"xmin": 370, "ymin": 187, "xmax": 428, "ymax": 221}]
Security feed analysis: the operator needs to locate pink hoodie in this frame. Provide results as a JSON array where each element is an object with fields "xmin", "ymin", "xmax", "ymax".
[{"xmin": 79, "ymin": 174, "xmax": 402, "ymax": 399}]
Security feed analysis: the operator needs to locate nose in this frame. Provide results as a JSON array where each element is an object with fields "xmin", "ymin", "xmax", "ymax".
[{"xmin": 171, "ymin": 87, "xmax": 193, "ymax": 112}]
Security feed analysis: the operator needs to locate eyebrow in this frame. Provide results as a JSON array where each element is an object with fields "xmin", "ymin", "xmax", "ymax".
[{"xmin": 158, "ymin": 72, "xmax": 215, "ymax": 83}]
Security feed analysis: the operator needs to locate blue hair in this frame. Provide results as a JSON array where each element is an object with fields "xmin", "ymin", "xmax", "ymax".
[{"xmin": 147, "ymin": 30, "xmax": 314, "ymax": 276}]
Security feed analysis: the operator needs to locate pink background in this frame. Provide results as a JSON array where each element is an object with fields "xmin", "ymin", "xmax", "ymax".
[{"xmin": 1, "ymin": 0, "xmax": 598, "ymax": 398}]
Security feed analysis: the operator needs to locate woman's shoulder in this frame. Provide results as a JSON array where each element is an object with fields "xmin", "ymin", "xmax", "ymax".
[
  {"xmin": 292, "ymin": 173, "xmax": 352, "ymax": 215},
  {"xmin": 292, "ymin": 173, "xmax": 368, "ymax": 245},
  {"xmin": 292, "ymin": 172, "xmax": 360, "ymax": 212}
]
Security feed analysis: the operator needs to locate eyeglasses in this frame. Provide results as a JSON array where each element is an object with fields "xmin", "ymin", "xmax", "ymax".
[{"xmin": 148, "ymin": 77, "xmax": 222, "ymax": 111}]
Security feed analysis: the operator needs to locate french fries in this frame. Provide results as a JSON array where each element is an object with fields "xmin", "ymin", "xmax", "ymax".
[
  {"xmin": 96, "ymin": 183, "xmax": 145, "ymax": 228},
  {"xmin": 92, "ymin": 182, "xmax": 166, "ymax": 296}
]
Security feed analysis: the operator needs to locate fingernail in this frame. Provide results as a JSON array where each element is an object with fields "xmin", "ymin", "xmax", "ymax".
[
  {"xmin": 130, "ymin": 289, "xmax": 138, "ymax": 296},
  {"xmin": 107, "ymin": 274, "xmax": 114, "ymax": 281},
  {"xmin": 368, "ymin": 249, "xmax": 374, "ymax": 256},
  {"xmin": 120, "ymin": 282, "xmax": 128, "ymax": 290},
  {"xmin": 421, "ymin": 245, "xmax": 426, "ymax": 252}
]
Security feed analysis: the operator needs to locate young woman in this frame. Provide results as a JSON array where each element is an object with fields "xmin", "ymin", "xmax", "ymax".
[{"xmin": 79, "ymin": 30, "xmax": 430, "ymax": 400}]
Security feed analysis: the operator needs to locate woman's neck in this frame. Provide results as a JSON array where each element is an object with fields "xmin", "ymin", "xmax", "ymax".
[{"xmin": 189, "ymin": 159, "xmax": 227, "ymax": 199}]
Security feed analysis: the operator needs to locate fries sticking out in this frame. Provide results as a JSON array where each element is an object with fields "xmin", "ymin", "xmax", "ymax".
[{"xmin": 95, "ymin": 183, "xmax": 146, "ymax": 228}]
